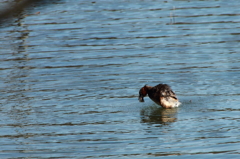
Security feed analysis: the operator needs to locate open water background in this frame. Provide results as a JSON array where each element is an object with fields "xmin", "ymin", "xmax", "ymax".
[{"xmin": 0, "ymin": 0, "xmax": 240, "ymax": 158}]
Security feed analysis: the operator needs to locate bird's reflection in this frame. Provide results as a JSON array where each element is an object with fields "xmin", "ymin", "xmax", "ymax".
[{"xmin": 140, "ymin": 105, "xmax": 178, "ymax": 125}]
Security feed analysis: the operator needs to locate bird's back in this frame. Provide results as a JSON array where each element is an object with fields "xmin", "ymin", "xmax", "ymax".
[{"xmin": 147, "ymin": 84, "xmax": 179, "ymax": 108}]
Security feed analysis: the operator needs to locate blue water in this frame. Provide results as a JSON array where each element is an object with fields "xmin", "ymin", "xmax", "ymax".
[{"xmin": 0, "ymin": 0, "xmax": 240, "ymax": 158}]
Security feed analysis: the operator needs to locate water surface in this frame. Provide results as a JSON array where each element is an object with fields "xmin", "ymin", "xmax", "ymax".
[{"xmin": 0, "ymin": 0, "xmax": 240, "ymax": 158}]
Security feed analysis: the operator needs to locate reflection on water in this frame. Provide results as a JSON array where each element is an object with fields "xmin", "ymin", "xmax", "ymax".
[
  {"xmin": 140, "ymin": 105, "xmax": 177, "ymax": 124},
  {"xmin": 0, "ymin": 0, "xmax": 240, "ymax": 158}
]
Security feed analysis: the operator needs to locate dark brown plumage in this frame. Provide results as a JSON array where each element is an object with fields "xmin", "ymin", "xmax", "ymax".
[{"xmin": 139, "ymin": 84, "xmax": 180, "ymax": 108}]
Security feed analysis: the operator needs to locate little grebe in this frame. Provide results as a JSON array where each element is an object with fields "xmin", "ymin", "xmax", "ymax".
[{"xmin": 139, "ymin": 84, "xmax": 180, "ymax": 108}]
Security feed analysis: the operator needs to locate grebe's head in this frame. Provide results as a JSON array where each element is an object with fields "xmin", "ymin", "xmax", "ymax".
[{"xmin": 138, "ymin": 85, "xmax": 148, "ymax": 102}]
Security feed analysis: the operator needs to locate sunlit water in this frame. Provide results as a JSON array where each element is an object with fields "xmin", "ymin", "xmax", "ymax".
[{"xmin": 0, "ymin": 0, "xmax": 240, "ymax": 158}]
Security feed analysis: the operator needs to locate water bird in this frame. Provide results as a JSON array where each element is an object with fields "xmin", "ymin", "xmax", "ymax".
[{"xmin": 138, "ymin": 84, "xmax": 180, "ymax": 108}]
